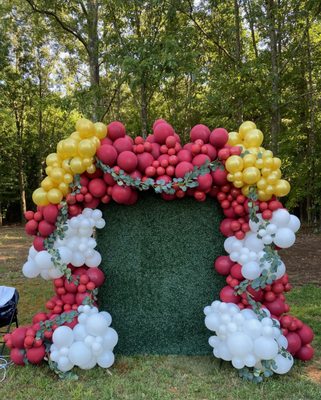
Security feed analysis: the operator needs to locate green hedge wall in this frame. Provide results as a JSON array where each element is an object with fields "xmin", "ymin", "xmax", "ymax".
[{"xmin": 97, "ymin": 192, "xmax": 225, "ymax": 355}]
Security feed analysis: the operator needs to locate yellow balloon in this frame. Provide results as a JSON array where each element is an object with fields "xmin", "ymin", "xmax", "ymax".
[
  {"xmin": 76, "ymin": 118, "xmax": 95, "ymax": 138},
  {"xmin": 49, "ymin": 167, "xmax": 65, "ymax": 184},
  {"xmin": 86, "ymin": 164, "xmax": 96, "ymax": 174},
  {"xmin": 64, "ymin": 173, "xmax": 73, "ymax": 184},
  {"xmin": 239, "ymin": 121, "xmax": 256, "ymax": 139},
  {"xmin": 227, "ymin": 173, "xmax": 235, "ymax": 182},
  {"xmin": 262, "ymin": 150, "xmax": 273, "ymax": 159},
  {"xmin": 56, "ymin": 140, "xmax": 67, "ymax": 158},
  {"xmin": 243, "ymin": 154, "xmax": 257, "ymax": 168},
  {"xmin": 45, "ymin": 166, "xmax": 53, "ymax": 176},
  {"xmin": 70, "ymin": 157, "xmax": 86, "ymax": 174},
  {"xmin": 94, "ymin": 122, "xmax": 107, "ymax": 139},
  {"xmin": 233, "ymin": 180, "xmax": 244, "ymax": 188},
  {"xmin": 78, "ymin": 139, "xmax": 96, "ymax": 158},
  {"xmin": 261, "ymin": 168, "xmax": 271, "ymax": 177},
  {"xmin": 244, "ymin": 129, "xmax": 264, "ymax": 148},
  {"xmin": 58, "ymin": 182, "xmax": 69, "ymax": 196},
  {"xmin": 41, "ymin": 177, "xmax": 55, "ymax": 191},
  {"xmin": 82, "ymin": 157, "xmax": 93, "ymax": 168},
  {"xmin": 267, "ymin": 172, "xmax": 278, "ymax": 185},
  {"xmin": 70, "ymin": 131, "xmax": 82, "ymax": 141},
  {"xmin": 247, "ymin": 147, "xmax": 259, "ymax": 155},
  {"xmin": 274, "ymin": 169, "xmax": 282, "ymax": 179},
  {"xmin": 263, "ymin": 157, "xmax": 274, "ymax": 169},
  {"xmin": 62, "ymin": 138, "xmax": 78, "ymax": 158},
  {"xmin": 46, "ymin": 153, "xmax": 61, "ymax": 166},
  {"xmin": 241, "ymin": 185, "xmax": 250, "ymax": 196},
  {"xmin": 274, "ymin": 179, "xmax": 290, "ymax": 197},
  {"xmin": 265, "ymin": 185, "xmax": 275, "ymax": 195},
  {"xmin": 255, "ymin": 158, "xmax": 264, "ymax": 169},
  {"xmin": 62, "ymin": 159, "xmax": 72, "ymax": 173},
  {"xmin": 90, "ymin": 136, "xmax": 100, "ymax": 148},
  {"xmin": 32, "ymin": 188, "xmax": 49, "ymax": 206},
  {"xmin": 228, "ymin": 131, "xmax": 242, "ymax": 146},
  {"xmin": 258, "ymin": 190, "xmax": 272, "ymax": 201},
  {"xmin": 242, "ymin": 167, "xmax": 261, "ymax": 184},
  {"xmin": 225, "ymin": 155, "xmax": 244, "ymax": 173},
  {"xmin": 272, "ymin": 157, "xmax": 282, "ymax": 170},
  {"xmin": 234, "ymin": 171, "xmax": 243, "ymax": 181},
  {"xmin": 257, "ymin": 178, "xmax": 267, "ymax": 190},
  {"xmin": 47, "ymin": 188, "xmax": 63, "ymax": 204}
]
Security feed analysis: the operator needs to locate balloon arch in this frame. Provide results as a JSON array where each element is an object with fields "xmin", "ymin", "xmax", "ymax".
[{"xmin": 4, "ymin": 118, "xmax": 314, "ymax": 382}]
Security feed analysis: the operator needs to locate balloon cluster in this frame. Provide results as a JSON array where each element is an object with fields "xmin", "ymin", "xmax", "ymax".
[
  {"xmin": 204, "ymin": 301, "xmax": 294, "ymax": 374},
  {"xmin": 32, "ymin": 119, "xmax": 107, "ymax": 206},
  {"xmin": 50, "ymin": 306, "xmax": 118, "ymax": 372},
  {"xmin": 226, "ymin": 121, "xmax": 290, "ymax": 201},
  {"xmin": 46, "ymin": 266, "xmax": 105, "ymax": 314},
  {"xmin": 22, "ymin": 208, "xmax": 105, "ymax": 280}
]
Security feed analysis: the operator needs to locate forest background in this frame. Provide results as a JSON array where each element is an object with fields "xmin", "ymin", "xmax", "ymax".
[{"xmin": 1, "ymin": 0, "xmax": 320, "ymax": 227}]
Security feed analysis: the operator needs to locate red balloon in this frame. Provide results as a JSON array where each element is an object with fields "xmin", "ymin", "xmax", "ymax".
[
  {"xmin": 117, "ymin": 151, "xmax": 138, "ymax": 172},
  {"xmin": 43, "ymin": 204, "xmax": 59, "ymax": 224},
  {"xmin": 86, "ymin": 268, "xmax": 105, "ymax": 287},
  {"xmin": 230, "ymin": 263, "xmax": 243, "ymax": 280},
  {"xmin": 96, "ymin": 144, "xmax": 118, "ymax": 166},
  {"xmin": 286, "ymin": 332, "xmax": 302, "ymax": 355},
  {"xmin": 137, "ymin": 152, "xmax": 154, "ymax": 172},
  {"xmin": 25, "ymin": 220, "xmax": 38, "ymax": 236},
  {"xmin": 210, "ymin": 128, "xmax": 229, "ymax": 148},
  {"xmin": 153, "ymin": 118, "xmax": 167, "ymax": 130},
  {"xmin": 197, "ymin": 173, "xmax": 213, "ymax": 191},
  {"xmin": 128, "ymin": 190, "xmax": 138, "ymax": 205},
  {"xmin": 103, "ymin": 172, "xmax": 116, "ymax": 186},
  {"xmin": 295, "ymin": 344, "xmax": 314, "ymax": 361},
  {"xmin": 150, "ymin": 142, "xmax": 160, "ymax": 159},
  {"xmin": 220, "ymin": 218, "xmax": 234, "ymax": 237},
  {"xmin": 107, "ymin": 121, "xmax": 126, "ymax": 141},
  {"xmin": 192, "ymin": 154, "xmax": 210, "ymax": 167},
  {"xmin": 112, "ymin": 185, "xmax": 132, "ymax": 204},
  {"xmin": 24, "ymin": 210, "xmax": 34, "ymax": 221},
  {"xmin": 265, "ymin": 298, "xmax": 286, "ymax": 316},
  {"xmin": 26, "ymin": 345, "xmax": 46, "ymax": 364},
  {"xmin": 64, "ymin": 279, "xmax": 78, "ymax": 293},
  {"xmin": 32, "ymin": 312, "xmax": 47, "ymax": 324},
  {"xmin": 203, "ymin": 144, "xmax": 217, "ymax": 160},
  {"xmin": 10, "ymin": 348, "xmax": 25, "ymax": 365},
  {"xmin": 100, "ymin": 137, "xmax": 113, "ymax": 146},
  {"xmin": 38, "ymin": 220, "xmax": 55, "ymax": 237},
  {"xmin": 76, "ymin": 292, "xmax": 92, "ymax": 305},
  {"xmin": 11, "ymin": 327, "xmax": 28, "ymax": 349},
  {"xmin": 113, "ymin": 136, "xmax": 133, "ymax": 153},
  {"xmin": 88, "ymin": 178, "xmax": 107, "ymax": 198},
  {"xmin": 61, "ymin": 293, "xmax": 76, "ymax": 305},
  {"xmin": 297, "ymin": 324, "xmax": 314, "ymax": 345},
  {"xmin": 211, "ymin": 169, "xmax": 228, "ymax": 186},
  {"xmin": 176, "ymin": 149, "xmax": 192, "ymax": 163},
  {"xmin": 146, "ymin": 134, "xmax": 155, "ymax": 143},
  {"xmin": 153, "ymin": 123, "xmax": 175, "ymax": 144},
  {"xmin": 214, "ymin": 256, "xmax": 234, "ymax": 276},
  {"xmin": 33, "ymin": 236, "xmax": 45, "ymax": 252},
  {"xmin": 190, "ymin": 124, "xmax": 211, "ymax": 143},
  {"xmin": 220, "ymin": 285, "xmax": 240, "ymax": 304},
  {"xmin": 175, "ymin": 161, "xmax": 194, "ymax": 178}
]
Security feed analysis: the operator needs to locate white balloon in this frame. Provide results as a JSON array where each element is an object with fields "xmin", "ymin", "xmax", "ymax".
[
  {"xmin": 205, "ymin": 314, "xmax": 220, "ymax": 331},
  {"xmin": 262, "ymin": 235, "xmax": 273, "ymax": 245},
  {"xmin": 47, "ymin": 267, "xmax": 64, "ymax": 279},
  {"xmin": 57, "ymin": 356, "xmax": 74, "ymax": 372},
  {"xmin": 71, "ymin": 252, "xmax": 86, "ymax": 267},
  {"xmin": 244, "ymin": 233, "xmax": 264, "ymax": 253},
  {"xmin": 92, "ymin": 209, "xmax": 102, "ymax": 220},
  {"xmin": 274, "ymin": 228, "xmax": 296, "ymax": 248},
  {"xmin": 35, "ymin": 250, "xmax": 53, "ymax": 270},
  {"xmin": 208, "ymin": 335, "xmax": 219, "ymax": 348},
  {"xmin": 40, "ymin": 270, "xmax": 51, "ymax": 280},
  {"xmin": 99, "ymin": 311, "xmax": 112, "ymax": 326},
  {"xmin": 86, "ymin": 314, "xmax": 109, "ymax": 336},
  {"xmin": 82, "ymin": 208, "xmax": 93, "ymax": 217},
  {"xmin": 53, "ymin": 326, "xmax": 74, "ymax": 349},
  {"xmin": 50, "ymin": 350, "xmax": 60, "ymax": 362},
  {"xmin": 231, "ymin": 240, "xmax": 243, "ymax": 252},
  {"xmin": 242, "ymin": 261, "xmax": 261, "ymax": 280},
  {"xmin": 277, "ymin": 335, "xmax": 288, "ymax": 349},
  {"xmin": 79, "ymin": 356, "xmax": 97, "ymax": 370},
  {"xmin": 232, "ymin": 357, "xmax": 245, "ymax": 369},
  {"xmin": 73, "ymin": 324, "xmax": 87, "ymax": 341},
  {"xmin": 85, "ymin": 250, "xmax": 102, "ymax": 268},
  {"xmin": 95, "ymin": 219, "xmax": 106, "ymax": 229},
  {"xmin": 69, "ymin": 217, "xmax": 79, "ymax": 229},
  {"xmin": 275, "ymin": 261, "xmax": 286, "ymax": 279},
  {"xmin": 271, "ymin": 209, "xmax": 290, "ymax": 227},
  {"xmin": 219, "ymin": 343, "xmax": 232, "ymax": 361},
  {"xmin": 254, "ymin": 337, "xmax": 278, "ymax": 360},
  {"xmin": 22, "ymin": 261, "xmax": 39, "ymax": 278},
  {"xmin": 243, "ymin": 319, "xmax": 262, "ymax": 339},
  {"xmin": 266, "ymin": 223, "xmax": 277, "ymax": 235},
  {"xmin": 227, "ymin": 332, "xmax": 253, "ymax": 357},
  {"xmin": 97, "ymin": 350, "xmax": 115, "ymax": 368},
  {"xmin": 230, "ymin": 252, "xmax": 240, "ymax": 262},
  {"xmin": 68, "ymin": 342, "xmax": 92, "ymax": 367},
  {"xmin": 243, "ymin": 354, "xmax": 256, "ymax": 367},
  {"xmin": 204, "ymin": 306, "xmax": 212, "ymax": 316},
  {"xmin": 241, "ymin": 309, "xmax": 257, "ymax": 320},
  {"xmin": 271, "ymin": 353, "xmax": 294, "ymax": 374},
  {"xmin": 288, "ymin": 215, "xmax": 300, "ymax": 233},
  {"xmin": 58, "ymin": 246, "xmax": 73, "ymax": 264},
  {"xmin": 224, "ymin": 237, "xmax": 237, "ymax": 253}
]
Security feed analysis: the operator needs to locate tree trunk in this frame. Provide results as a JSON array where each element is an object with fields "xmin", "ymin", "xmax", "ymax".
[
  {"xmin": 244, "ymin": 0, "xmax": 258, "ymax": 58},
  {"xmin": 86, "ymin": 0, "xmax": 100, "ymax": 121},
  {"xmin": 234, "ymin": 0, "xmax": 243, "ymax": 125},
  {"xmin": 141, "ymin": 81, "xmax": 148, "ymax": 138},
  {"xmin": 266, "ymin": 0, "xmax": 280, "ymax": 153}
]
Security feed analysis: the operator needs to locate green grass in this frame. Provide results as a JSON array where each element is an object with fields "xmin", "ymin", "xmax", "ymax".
[{"xmin": 1, "ymin": 227, "xmax": 321, "ymax": 399}]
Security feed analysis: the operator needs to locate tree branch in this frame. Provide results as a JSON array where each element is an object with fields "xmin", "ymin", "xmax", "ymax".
[{"xmin": 24, "ymin": 0, "xmax": 89, "ymax": 51}]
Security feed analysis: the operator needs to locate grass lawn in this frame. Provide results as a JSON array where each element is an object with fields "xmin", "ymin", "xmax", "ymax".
[{"xmin": 0, "ymin": 226, "xmax": 321, "ymax": 400}]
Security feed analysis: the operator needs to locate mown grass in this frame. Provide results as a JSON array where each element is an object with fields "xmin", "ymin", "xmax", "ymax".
[{"xmin": 1, "ymin": 226, "xmax": 321, "ymax": 399}]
